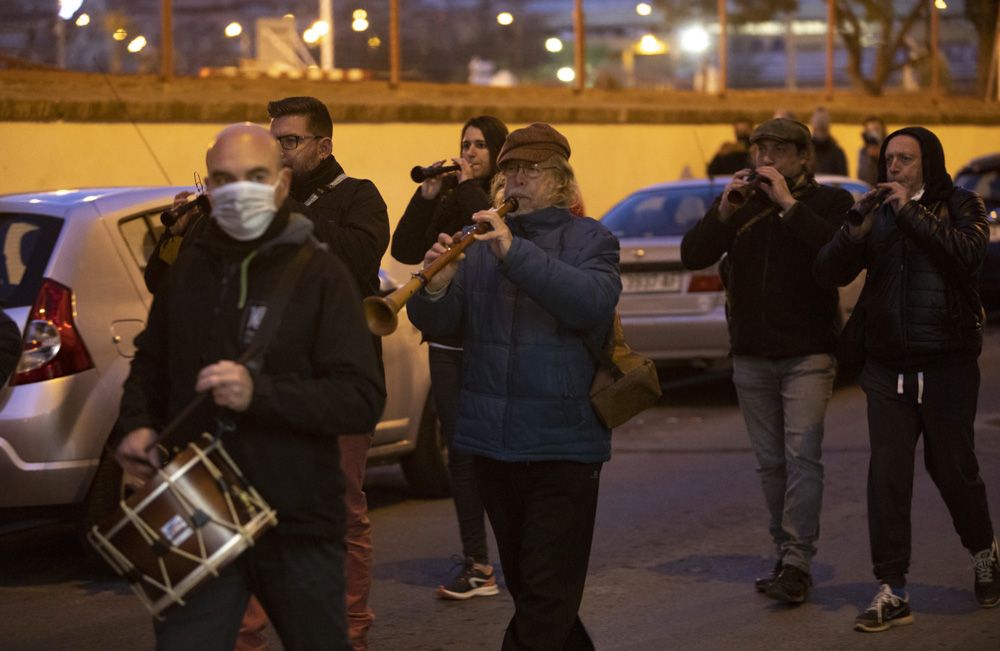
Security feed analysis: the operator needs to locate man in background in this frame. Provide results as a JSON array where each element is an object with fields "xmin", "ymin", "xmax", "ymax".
[
  {"xmin": 707, "ymin": 117, "xmax": 754, "ymax": 176},
  {"xmin": 810, "ymin": 107, "xmax": 848, "ymax": 176}
]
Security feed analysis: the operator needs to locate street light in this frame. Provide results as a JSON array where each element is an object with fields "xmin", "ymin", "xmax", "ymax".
[
  {"xmin": 312, "ymin": 20, "xmax": 330, "ymax": 37},
  {"xmin": 679, "ymin": 25, "xmax": 709, "ymax": 54},
  {"xmin": 556, "ymin": 66, "xmax": 575, "ymax": 82},
  {"xmin": 304, "ymin": 19, "xmax": 330, "ymax": 45},
  {"xmin": 934, "ymin": 0, "xmax": 947, "ymax": 9},
  {"xmin": 113, "ymin": 28, "xmax": 128, "ymax": 41},
  {"xmin": 224, "ymin": 22, "xmax": 242, "ymax": 38},
  {"xmin": 127, "ymin": 35, "xmax": 147, "ymax": 53},
  {"xmin": 58, "ymin": 0, "xmax": 84, "ymax": 20},
  {"xmin": 637, "ymin": 34, "xmax": 668, "ymax": 56},
  {"xmin": 75, "ymin": 13, "xmax": 90, "ymax": 27},
  {"xmin": 635, "ymin": 3, "xmax": 652, "ymax": 16},
  {"xmin": 352, "ymin": 18, "xmax": 369, "ymax": 32},
  {"xmin": 545, "ymin": 37, "xmax": 563, "ymax": 53},
  {"xmin": 497, "ymin": 12, "xmax": 514, "ymax": 26}
]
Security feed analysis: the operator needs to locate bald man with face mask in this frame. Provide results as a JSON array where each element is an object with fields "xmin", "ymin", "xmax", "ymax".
[{"xmin": 116, "ymin": 123, "xmax": 385, "ymax": 651}]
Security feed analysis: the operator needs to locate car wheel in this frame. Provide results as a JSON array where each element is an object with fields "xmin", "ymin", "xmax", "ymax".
[{"xmin": 399, "ymin": 394, "xmax": 451, "ymax": 498}]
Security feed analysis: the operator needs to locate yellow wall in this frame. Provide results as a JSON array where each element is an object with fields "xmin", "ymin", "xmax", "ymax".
[{"xmin": 2, "ymin": 120, "xmax": 998, "ymax": 274}]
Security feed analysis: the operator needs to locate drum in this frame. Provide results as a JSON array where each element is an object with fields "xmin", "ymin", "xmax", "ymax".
[{"xmin": 88, "ymin": 435, "xmax": 277, "ymax": 617}]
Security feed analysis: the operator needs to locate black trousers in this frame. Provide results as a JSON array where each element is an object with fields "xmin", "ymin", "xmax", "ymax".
[
  {"xmin": 860, "ymin": 359, "xmax": 995, "ymax": 587},
  {"xmin": 153, "ymin": 531, "xmax": 348, "ymax": 651},
  {"xmin": 475, "ymin": 456, "xmax": 602, "ymax": 651},
  {"xmin": 429, "ymin": 345, "xmax": 490, "ymax": 564}
]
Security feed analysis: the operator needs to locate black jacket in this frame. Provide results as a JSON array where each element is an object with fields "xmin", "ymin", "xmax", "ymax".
[
  {"xmin": 815, "ymin": 189, "xmax": 988, "ymax": 371},
  {"xmin": 119, "ymin": 209, "xmax": 386, "ymax": 538},
  {"xmin": 391, "ymin": 177, "xmax": 492, "ymax": 348},
  {"xmin": 812, "ymin": 136, "xmax": 848, "ymax": 176},
  {"xmin": 289, "ymin": 156, "xmax": 389, "ymax": 300},
  {"xmin": 143, "ymin": 211, "xmax": 210, "ymax": 294},
  {"xmin": 707, "ymin": 140, "xmax": 752, "ymax": 176},
  {"xmin": 391, "ymin": 177, "xmax": 492, "ymax": 265},
  {"xmin": 681, "ymin": 175, "xmax": 854, "ymax": 358}
]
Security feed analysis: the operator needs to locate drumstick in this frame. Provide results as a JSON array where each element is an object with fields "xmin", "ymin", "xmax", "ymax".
[{"xmin": 140, "ymin": 344, "xmax": 263, "ymax": 457}]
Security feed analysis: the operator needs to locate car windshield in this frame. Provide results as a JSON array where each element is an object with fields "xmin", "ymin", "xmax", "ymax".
[
  {"xmin": 601, "ymin": 185, "xmax": 721, "ymax": 238},
  {"xmin": 0, "ymin": 213, "xmax": 63, "ymax": 308}
]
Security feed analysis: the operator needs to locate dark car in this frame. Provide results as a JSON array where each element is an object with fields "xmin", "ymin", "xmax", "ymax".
[{"xmin": 954, "ymin": 153, "xmax": 1000, "ymax": 310}]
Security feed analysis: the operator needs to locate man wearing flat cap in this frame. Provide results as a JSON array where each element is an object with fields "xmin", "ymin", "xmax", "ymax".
[
  {"xmin": 682, "ymin": 117, "xmax": 854, "ymax": 605},
  {"xmin": 408, "ymin": 122, "xmax": 621, "ymax": 650}
]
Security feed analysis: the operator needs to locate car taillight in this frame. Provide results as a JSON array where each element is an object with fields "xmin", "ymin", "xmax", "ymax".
[
  {"xmin": 688, "ymin": 274, "xmax": 724, "ymax": 293},
  {"xmin": 11, "ymin": 279, "xmax": 94, "ymax": 386}
]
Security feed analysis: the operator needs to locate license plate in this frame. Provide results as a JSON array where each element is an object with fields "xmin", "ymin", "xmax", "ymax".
[{"xmin": 622, "ymin": 271, "xmax": 682, "ymax": 293}]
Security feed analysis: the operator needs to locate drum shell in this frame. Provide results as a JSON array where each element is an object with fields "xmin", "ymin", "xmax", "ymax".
[{"xmin": 89, "ymin": 439, "xmax": 276, "ymax": 616}]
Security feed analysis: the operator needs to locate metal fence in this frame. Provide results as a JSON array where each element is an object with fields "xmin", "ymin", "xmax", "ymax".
[{"xmin": 0, "ymin": 1, "xmax": 995, "ymax": 97}]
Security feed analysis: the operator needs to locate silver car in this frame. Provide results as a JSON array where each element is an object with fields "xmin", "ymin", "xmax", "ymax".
[
  {"xmin": 600, "ymin": 175, "xmax": 871, "ymax": 367},
  {"xmin": 0, "ymin": 187, "xmax": 443, "ymax": 534}
]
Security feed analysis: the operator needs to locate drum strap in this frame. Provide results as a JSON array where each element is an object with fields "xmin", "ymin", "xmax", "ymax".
[
  {"xmin": 151, "ymin": 241, "xmax": 316, "ymax": 450},
  {"xmin": 241, "ymin": 241, "xmax": 316, "ymax": 373}
]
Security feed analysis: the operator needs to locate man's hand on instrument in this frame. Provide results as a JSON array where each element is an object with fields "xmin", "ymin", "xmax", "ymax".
[
  {"xmin": 879, "ymin": 181, "xmax": 911, "ymax": 214},
  {"xmin": 420, "ymin": 160, "xmax": 448, "ymax": 200},
  {"xmin": 422, "ymin": 232, "xmax": 462, "ymax": 294},
  {"xmin": 116, "ymin": 427, "xmax": 160, "ymax": 482},
  {"xmin": 754, "ymin": 166, "xmax": 796, "ymax": 211},
  {"xmin": 718, "ymin": 169, "xmax": 753, "ymax": 221},
  {"xmin": 195, "ymin": 361, "xmax": 254, "ymax": 412},
  {"xmin": 473, "ymin": 208, "xmax": 512, "ymax": 260},
  {"xmin": 169, "ymin": 191, "xmax": 200, "ymax": 235}
]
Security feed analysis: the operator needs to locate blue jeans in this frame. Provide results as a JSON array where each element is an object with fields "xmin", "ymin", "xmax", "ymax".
[{"xmin": 732, "ymin": 353, "xmax": 836, "ymax": 572}]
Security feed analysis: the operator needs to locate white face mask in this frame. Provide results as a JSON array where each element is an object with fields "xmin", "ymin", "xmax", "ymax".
[{"xmin": 209, "ymin": 181, "xmax": 278, "ymax": 241}]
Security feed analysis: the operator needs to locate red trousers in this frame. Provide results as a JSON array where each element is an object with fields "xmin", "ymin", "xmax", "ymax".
[{"xmin": 234, "ymin": 434, "xmax": 373, "ymax": 651}]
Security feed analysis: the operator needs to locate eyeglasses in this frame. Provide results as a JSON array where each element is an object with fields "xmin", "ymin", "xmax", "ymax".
[
  {"xmin": 275, "ymin": 135, "xmax": 324, "ymax": 151},
  {"xmin": 500, "ymin": 161, "xmax": 557, "ymax": 180}
]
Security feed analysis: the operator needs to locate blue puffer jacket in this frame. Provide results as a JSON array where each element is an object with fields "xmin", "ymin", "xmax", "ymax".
[{"xmin": 407, "ymin": 206, "xmax": 621, "ymax": 463}]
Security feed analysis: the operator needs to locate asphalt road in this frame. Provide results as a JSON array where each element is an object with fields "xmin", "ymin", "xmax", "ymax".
[{"xmin": 3, "ymin": 330, "xmax": 1000, "ymax": 650}]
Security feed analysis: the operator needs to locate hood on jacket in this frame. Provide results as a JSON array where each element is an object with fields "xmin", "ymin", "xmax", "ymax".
[{"xmin": 878, "ymin": 126, "xmax": 953, "ymax": 204}]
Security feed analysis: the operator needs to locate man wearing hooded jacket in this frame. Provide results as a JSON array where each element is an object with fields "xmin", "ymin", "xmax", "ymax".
[
  {"xmin": 116, "ymin": 123, "xmax": 385, "ymax": 650},
  {"xmin": 266, "ymin": 96, "xmax": 389, "ymax": 651},
  {"xmin": 815, "ymin": 126, "xmax": 999, "ymax": 632}
]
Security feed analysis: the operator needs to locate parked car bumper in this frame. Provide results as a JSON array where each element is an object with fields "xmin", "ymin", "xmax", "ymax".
[
  {"xmin": 0, "ymin": 374, "xmax": 104, "ymax": 508},
  {"xmin": 621, "ymin": 304, "xmax": 730, "ymax": 365}
]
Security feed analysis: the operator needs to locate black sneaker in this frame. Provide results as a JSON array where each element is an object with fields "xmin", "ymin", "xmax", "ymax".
[
  {"xmin": 754, "ymin": 560, "xmax": 782, "ymax": 593},
  {"xmin": 765, "ymin": 564, "xmax": 811, "ymax": 604},
  {"xmin": 972, "ymin": 537, "xmax": 1000, "ymax": 608},
  {"xmin": 854, "ymin": 584, "xmax": 914, "ymax": 633},
  {"xmin": 436, "ymin": 556, "xmax": 500, "ymax": 600}
]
